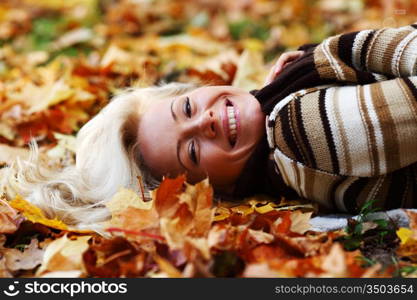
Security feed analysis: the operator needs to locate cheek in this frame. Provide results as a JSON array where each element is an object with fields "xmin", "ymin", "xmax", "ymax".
[{"xmin": 201, "ymin": 151, "xmax": 244, "ymax": 185}]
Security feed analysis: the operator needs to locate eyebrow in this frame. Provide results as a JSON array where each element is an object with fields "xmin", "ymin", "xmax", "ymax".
[{"xmin": 170, "ymin": 98, "xmax": 189, "ymax": 172}]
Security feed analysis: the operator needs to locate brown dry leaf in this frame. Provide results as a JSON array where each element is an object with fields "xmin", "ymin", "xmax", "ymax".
[
  {"xmin": 104, "ymin": 187, "xmax": 158, "ymax": 233},
  {"xmin": 0, "ymin": 256, "xmax": 13, "ymax": 278},
  {"xmin": 320, "ymin": 243, "xmax": 347, "ymax": 277},
  {"xmin": 289, "ymin": 210, "xmax": 313, "ymax": 234},
  {"xmin": 3, "ymin": 238, "xmax": 44, "ymax": 272},
  {"xmin": 36, "ymin": 234, "xmax": 91, "ymax": 276},
  {"xmin": 0, "ymin": 198, "xmax": 22, "ymax": 234},
  {"xmin": 83, "ymin": 236, "xmax": 146, "ymax": 278}
]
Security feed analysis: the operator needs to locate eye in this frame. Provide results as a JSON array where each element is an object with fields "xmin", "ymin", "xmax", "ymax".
[
  {"xmin": 188, "ymin": 140, "xmax": 198, "ymax": 165},
  {"xmin": 183, "ymin": 96, "xmax": 192, "ymax": 118}
]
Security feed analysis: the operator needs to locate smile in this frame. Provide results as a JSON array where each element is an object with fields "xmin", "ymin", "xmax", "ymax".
[{"xmin": 224, "ymin": 99, "xmax": 238, "ymax": 147}]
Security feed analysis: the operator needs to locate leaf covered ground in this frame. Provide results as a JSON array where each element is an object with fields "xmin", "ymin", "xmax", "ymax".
[{"xmin": 1, "ymin": 0, "xmax": 417, "ymax": 278}]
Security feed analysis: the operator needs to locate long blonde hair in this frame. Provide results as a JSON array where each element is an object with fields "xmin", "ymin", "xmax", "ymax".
[{"xmin": 1, "ymin": 82, "xmax": 196, "ymax": 230}]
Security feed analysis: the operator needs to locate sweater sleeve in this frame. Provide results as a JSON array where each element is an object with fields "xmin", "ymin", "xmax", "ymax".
[
  {"xmin": 313, "ymin": 24, "xmax": 417, "ymax": 82},
  {"xmin": 270, "ymin": 76, "xmax": 417, "ymax": 178}
]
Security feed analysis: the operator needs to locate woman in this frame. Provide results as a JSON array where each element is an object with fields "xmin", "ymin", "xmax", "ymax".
[{"xmin": 3, "ymin": 24, "xmax": 417, "ymax": 228}]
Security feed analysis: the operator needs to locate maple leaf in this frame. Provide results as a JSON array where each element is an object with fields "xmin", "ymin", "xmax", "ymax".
[{"xmin": 155, "ymin": 175, "xmax": 185, "ymax": 219}]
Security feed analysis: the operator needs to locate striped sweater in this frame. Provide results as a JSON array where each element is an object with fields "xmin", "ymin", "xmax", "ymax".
[{"xmin": 260, "ymin": 24, "xmax": 417, "ymax": 213}]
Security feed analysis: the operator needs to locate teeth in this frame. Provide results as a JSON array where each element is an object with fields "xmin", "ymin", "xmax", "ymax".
[{"xmin": 226, "ymin": 105, "xmax": 237, "ymax": 144}]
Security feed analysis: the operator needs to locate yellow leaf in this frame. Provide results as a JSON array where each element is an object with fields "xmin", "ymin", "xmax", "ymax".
[
  {"xmin": 397, "ymin": 227, "xmax": 413, "ymax": 245},
  {"xmin": 213, "ymin": 207, "xmax": 230, "ymax": 221},
  {"xmin": 153, "ymin": 254, "xmax": 182, "ymax": 278},
  {"xmin": 9, "ymin": 195, "xmax": 68, "ymax": 231},
  {"xmin": 230, "ymin": 204, "xmax": 254, "ymax": 216},
  {"xmin": 254, "ymin": 202, "xmax": 276, "ymax": 214},
  {"xmin": 232, "ymin": 49, "xmax": 268, "ymax": 91},
  {"xmin": 105, "ymin": 187, "xmax": 153, "ymax": 214}
]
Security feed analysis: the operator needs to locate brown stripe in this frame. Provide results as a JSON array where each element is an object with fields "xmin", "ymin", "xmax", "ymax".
[
  {"xmin": 288, "ymin": 98, "xmax": 319, "ymax": 169},
  {"xmin": 397, "ymin": 78, "xmax": 417, "ymax": 136},
  {"xmin": 274, "ymin": 116, "xmax": 295, "ymax": 160},
  {"xmin": 381, "ymin": 30, "xmax": 411, "ymax": 75},
  {"xmin": 303, "ymin": 165, "xmax": 315, "ymax": 200},
  {"xmin": 370, "ymin": 83, "xmax": 401, "ymax": 173},
  {"xmin": 318, "ymin": 89, "xmax": 340, "ymax": 174},
  {"xmin": 289, "ymin": 100, "xmax": 309, "ymax": 164},
  {"xmin": 355, "ymin": 177, "xmax": 381, "ymax": 210},
  {"xmin": 358, "ymin": 85, "xmax": 379, "ymax": 175},
  {"xmin": 385, "ymin": 168, "xmax": 408, "ymax": 210},
  {"xmin": 343, "ymin": 178, "xmax": 369, "ymax": 213},
  {"xmin": 361, "ymin": 30, "xmax": 375, "ymax": 71},
  {"xmin": 291, "ymin": 160, "xmax": 301, "ymax": 196},
  {"xmin": 328, "ymin": 35, "xmax": 357, "ymax": 82}
]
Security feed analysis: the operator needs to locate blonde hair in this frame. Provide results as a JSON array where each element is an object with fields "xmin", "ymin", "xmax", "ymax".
[{"xmin": 1, "ymin": 82, "xmax": 196, "ymax": 231}]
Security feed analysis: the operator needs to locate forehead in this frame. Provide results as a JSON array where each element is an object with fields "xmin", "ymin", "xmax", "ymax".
[{"xmin": 138, "ymin": 96, "xmax": 181, "ymax": 178}]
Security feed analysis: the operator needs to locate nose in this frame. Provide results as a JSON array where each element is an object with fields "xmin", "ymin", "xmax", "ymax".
[
  {"xmin": 181, "ymin": 109, "xmax": 216, "ymax": 139},
  {"xmin": 199, "ymin": 110, "xmax": 216, "ymax": 138}
]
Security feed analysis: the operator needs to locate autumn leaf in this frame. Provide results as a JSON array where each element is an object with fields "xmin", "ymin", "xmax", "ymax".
[
  {"xmin": 155, "ymin": 175, "xmax": 186, "ymax": 219},
  {"xmin": 2, "ymin": 238, "xmax": 44, "ymax": 272},
  {"xmin": 9, "ymin": 195, "xmax": 69, "ymax": 231},
  {"xmin": 36, "ymin": 234, "xmax": 91, "ymax": 276},
  {"xmin": 0, "ymin": 198, "xmax": 23, "ymax": 234}
]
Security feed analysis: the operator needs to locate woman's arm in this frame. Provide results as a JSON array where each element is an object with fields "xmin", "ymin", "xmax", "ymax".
[
  {"xmin": 314, "ymin": 24, "xmax": 417, "ymax": 81},
  {"xmin": 271, "ymin": 76, "xmax": 417, "ymax": 177}
]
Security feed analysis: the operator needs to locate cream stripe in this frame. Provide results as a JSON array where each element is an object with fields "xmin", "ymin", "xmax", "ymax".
[
  {"xmin": 333, "ymin": 88, "xmax": 352, "ymax": 175},
  {"xmin": 369, "ymin": 29, "xmax": 400, "ymax": 74},
  {"xmin": 352, "ymin": 30, "xmax": 373, "ymax": 70},
  {"xmin": 400, "ymin": 37, "xmax": 417, "ymax": 76},
  {"xmin": 392, "ymin": 30, "xmax": 417, "ymax": 76},
  {"xmin": 357, "ymin": 85, "xmax": 376, "ymax": 176},
  {"xmin": 322, "ymin": 38, "xmax": 345, "ymax": 80},
  {"xmin": 363, "ymin": 84, "xmax": 387, "ymax": 174},
  {"xmin": 335, "ymin": 85, "xmax": 372, "ymax": 176}
]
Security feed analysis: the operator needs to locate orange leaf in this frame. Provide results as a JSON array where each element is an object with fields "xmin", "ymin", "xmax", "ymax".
[
  {"xmin": 155, "ymin": 175, "xmax": 186, "ymax": 218},
  {"xmin": 275, "ymin": 211, "xmax": 292, "ymax": 234}
]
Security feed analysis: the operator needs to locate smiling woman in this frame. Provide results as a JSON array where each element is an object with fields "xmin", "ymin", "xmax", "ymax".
[
  {"xmin": 138, "ymin": 86, "xmax": 265, "ymax": 193},
  {"xmin": 3, "ymin": 24, "xmax": 417, "ymax": 229}
]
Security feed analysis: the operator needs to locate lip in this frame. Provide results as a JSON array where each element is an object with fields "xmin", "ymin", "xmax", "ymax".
[{"xmin": 222, "ymin": 99, "xmax": 240, "ymax": 148}]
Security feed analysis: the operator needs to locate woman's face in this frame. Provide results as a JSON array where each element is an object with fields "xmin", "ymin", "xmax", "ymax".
[{"xmin": 138, "ymin": 85, "xmax": 265, "ymax": 192}]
